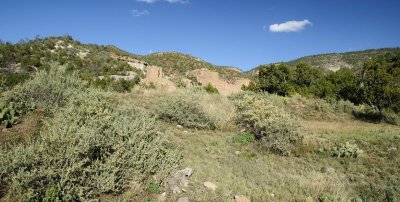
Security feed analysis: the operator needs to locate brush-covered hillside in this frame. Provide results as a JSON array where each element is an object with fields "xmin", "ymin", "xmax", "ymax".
[
  {"xmin": 0, "ymin": 36, "xmax": 250, "ymax": 95},
  {"xmin": 287, "ymin": 48, "xmax": 400, "ymax": 71},
  {"xmin": 140, "ymin": 52, "xmax": 250, "ymax": 82},
  {"xmin": 250, "ymin": 48, "xmax": 400, "ymax": 75},
  {"xmin": 1, "ymin": 36, "xmax": 400, "ymax": 201}
]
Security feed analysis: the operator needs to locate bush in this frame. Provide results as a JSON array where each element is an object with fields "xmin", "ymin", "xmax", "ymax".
[
  {"xmin": 4, "ymin": 63, "xmax": 84, "ymax": 116},
  {"xmin": 232, "ymin": 132, "xmax": 255, "ymax": 145},
  {"xmin": 331, "ymin": 142, "xmax": 363, "ymax": 158},
  {"xmin": 353, "ymin": 107, "xmax": 400, "ymax": 126},
  {"xmin": 156, "ymin": 91, "xmax": 216, "ymax": 129},
  {"xmin": 203, "ymin": 83, "xmax": 219, "ymax": 94},
  {"xmin": 231, "ymin": 92, "xmax": 303, "ymax": 156},
  {"xmin": 0, "ymin": 68, "xmax": 181, "ymax": 201},
  {"xmin": 0, "ymin": 101, "xmax": 21, "ymax": 127}
]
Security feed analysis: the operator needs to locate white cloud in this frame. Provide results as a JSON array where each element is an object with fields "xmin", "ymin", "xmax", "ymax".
[
  {"xmin": 269, "ymin": 19, "xmax": 312, "ymax": 32},
  {"xmin": 136, "ymin": 0, "xmax": 158, "ymax": 3},
  {"xmin": 132, "ymin": 9, "xmax": 150, "ymax": 17},
  {"xmin": 165, "ymin": 0, "xmax": 189, "ymax": 4},
  {"xmin": 136, "ymin": 0, "xmax": 189, "ymax": 4}
]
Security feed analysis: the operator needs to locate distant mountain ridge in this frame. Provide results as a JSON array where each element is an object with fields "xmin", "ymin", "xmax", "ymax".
[{"xmin": 249, "ymin": 47, "xmax": 400, "ymax": 75}]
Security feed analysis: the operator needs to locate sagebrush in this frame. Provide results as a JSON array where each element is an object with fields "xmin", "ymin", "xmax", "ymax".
[
  {"xmin": 155, "ymin": 90, "xmax": 217, "ymax": 129},
  {"xmin": 0, "ymin": 66, "xmax": 181, "ymax": 201},
  {"xmin": 231, "ymin": 92, "xmax": 303, "ymax": 156}
]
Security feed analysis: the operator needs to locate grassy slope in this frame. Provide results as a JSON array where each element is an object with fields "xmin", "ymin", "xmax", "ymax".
[{"xmin": 118, "ymin": 88, "xmax": 400, "ymax": 201}]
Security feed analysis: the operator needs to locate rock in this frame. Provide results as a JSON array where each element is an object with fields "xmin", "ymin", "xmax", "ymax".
[
  {"xmin": 177, "ymin": 197, "xmax": 190, "ymax": 202},
  {"xmin": 177, "ymin": 125, "xmax": 183, "ymax": 129},
  {"xmin": 2, "ymin": 128, "xmax": 8, "ymax": 133},
  {"xmin": 235, "ymin": 151, "xmax": 241, "ymax": 155},
  {"xmin": 183, "ymin": 131, "xmax": 188, "ymax": 134},
  {"xmin": 168, "ymin": 168, "xmax": 193, "ymax": 194},
  {"xmin": 270, "ymin": 193, "xmax": 275, "ymax": 197},
  {"xmin": 234, "ymin": 195, "xmax": 251, "ymax": 202},
  {"xmin": 203, "ymin": 181, "xmax": 217, "ymax": 191},
  {"xmin": 157, "ymin": 192, "xmax": 166, "ymax": 202},
  {"xmin": 321, "ymin": 166, "xmax": 335, "ymax": 174}
]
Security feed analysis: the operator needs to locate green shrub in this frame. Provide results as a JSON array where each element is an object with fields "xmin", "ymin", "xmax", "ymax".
[
  {"xmin": 232, "ymin": 132, "xmax": 256, "ymax": 145},
  {"xmin": 0, "ymin": 70, "xmax": 181, "ymax": 201},
  {"xmin": 353, "ymin": 107, "xmax": 400, "ymax": 126},
  {"xmin": 331, "ymin": 142, "xmax": 363, "ymax": 158},
  {"xmin": 111, "ymin": 78, "xmax": 139, "ymax": 93},
  {"xmin": 203, "ymin": 83, "xmax": 219, "ymax": 94},
  {"xmin": 156, "ymin": 91, "xmax": 216, "ymax": 129},
  {"xmin": 0, "ymin": 101, "xmax": 21, "ymax": 127},
  {"xmin": 231, "ymin": 92, "xmax": 303, "ymax": 156},
  {"xmin": 333, "ymin": 100, "xmax": 356, "ymax": 114},
  {"xmin": 4, "ymin": 63, "xmax": 84, "ymax": 116},
  {"xmin": 147, "ymin": 181, "xmax": 161, "ymax": 194}
]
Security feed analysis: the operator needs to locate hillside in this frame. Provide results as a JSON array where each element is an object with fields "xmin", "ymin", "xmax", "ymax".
[
  {"xmin": 250, "ymin": 48, "xmax": 400, "ymax": 75},
  {"xmin": 0, "ymin": 36, "xmax": 251, "ymax": 95},
  {"xmin": 287, "ymin": 48, "xmax": 400, "ymax": 71},
  {"xmin": 139, "ymin": 52, "xmax": 251, "ymax": 83}
]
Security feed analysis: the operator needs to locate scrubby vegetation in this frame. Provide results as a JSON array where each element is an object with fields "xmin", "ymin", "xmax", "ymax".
[
  {"xmin": 0, "ymin": 66, "xmax": 181, "ymax": 201},
  {"xmin": 0, "ymin": 36, "xmax": 142, "ymax": 93},
  {"xmin": 245, "ymin": 52, "xmax": 400, "ymax": 125},
  {"xmin": 230, "ymin": 92, "xmax": 303, "ymax": 156},
  {"xmin": 156, "ymin": 90, "xmax": 217, "ymax": 129},
  {"xmin": 1, "ymin": 36, "xmax": 399, "ymax": 201}
]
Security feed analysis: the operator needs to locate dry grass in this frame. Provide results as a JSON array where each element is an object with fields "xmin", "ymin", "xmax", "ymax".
[
  {"xmin": 3, "ymin": 87, "xmax": 399, "ymax": 201},
  {"xmin": 121, "ymin": 89, "xmax": 400, "ymax": 201}
]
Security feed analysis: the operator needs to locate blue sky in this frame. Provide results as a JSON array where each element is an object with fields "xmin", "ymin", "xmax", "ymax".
[{"xmin": 1, "ymin": 0, "xmax": 400, "ymax": 70}]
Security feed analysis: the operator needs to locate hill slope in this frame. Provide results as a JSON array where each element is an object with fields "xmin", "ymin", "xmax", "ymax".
[
  {"xmin": 249, "ymin": 48, "xmax": 400, "ymax": 75},
  {"xmin": 0, "ymin": 36, "xmax": 250, "ymax": 94},
  {"xmin": 287, "ymin": 48, "xmax": 400, "ymax": 71}
]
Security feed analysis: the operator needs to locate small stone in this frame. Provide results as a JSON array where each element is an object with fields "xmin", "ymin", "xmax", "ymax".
[
  {"xmin": 157, "ymin": 192, "xmax": 166, "ymax": 202},
  {"xmin": 321, "ymin": 166, "xmax": 335, "ymax": 174},
  {"xmin": 177, "ymin": 197, "xmax": 190, "ymax": 202},
  {"xmin": 183, "ymin": 131, "xmax": 188, "ymax": 134},
  {"xmin": 203, "ymin": 181, "xmax": 217, "ymax": 191},
  {"xmin": 234, "ymin": 195, "xmax": 251, "ymax": 202},
  {"xmin": 235, "ymin": 151, "xmax": 241, "ymax": 155},
  {"xmin": 177, "ymin": 125, "xmax": 183, "ymax": 129},
  {"xmin": 270, "ymin": 193, "xmax": 275, "ymax": 197},
  {"xmin": 2, "ymin": 128, "xmax": 8, "ymax": 133}
]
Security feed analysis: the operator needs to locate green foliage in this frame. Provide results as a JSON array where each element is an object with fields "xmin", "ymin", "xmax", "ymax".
[
  {"xmin": 0, "ymin": 101, "xmax": 20, "ymax": 127},
  {"xmin": 156, "ymin": 91, "xmax": 216, "ymax": 129},
  {"xmin": 0, "ymin": 72, "xmax": 30, "ymax": 93},
  {"xmin": 232, "ymin": 132, "xmax": 255, "ymax": 145},
  {"xmin": 286, "ymin": 48, "xmax": 400, "ymax": 71},
  {"xmin": 231, "ymin": 92, "xmax": 303, "ymax": 156},
  {"xmin": 0, "ymin": 83, "xmax": 181, "ymax": 201},
  {"xmin": 203, "ymin": 83, "xmax": 219, "ymax": 94},
  {"xmin": 141, "ymin": 82, "xmax": 156, "ymax": 89},
  {"xmin": 331, "ymin": 142, "xmax": 363, "ymax": 158},
  {"xmin": 352, "ymin": 107, "xmax": 400, "ymax": 125},
  {"xmin": 5, "ymin": 63, "xmax": 84, "ymax": 116},
  {"xmin": 360, "ymin": 54, "xmax": 400, "ymax": 113},
  {"xmin": 147, "ymin": 181, "xmax": 161, "ymax": 194},
  {"xmin": 111, "ymin": 77, "xmax": 140, "ymax": 92},
  {"xmin": 258, "ymin": 64, "xmax": 294, "ymax": 96}
]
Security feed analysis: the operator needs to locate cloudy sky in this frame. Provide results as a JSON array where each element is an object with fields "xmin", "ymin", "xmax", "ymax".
[{"xmin": 1, "ymin": 0, "xmax": 400, "ymax": 70}]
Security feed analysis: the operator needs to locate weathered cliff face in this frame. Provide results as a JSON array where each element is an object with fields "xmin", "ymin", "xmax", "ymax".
[
  {"xmin": 141, "ymin": 66, "xmax": 177, "ymax": 92},
  {"xmin": 188, "ymin": 68, "xmax": 250, "ymax": 96}
]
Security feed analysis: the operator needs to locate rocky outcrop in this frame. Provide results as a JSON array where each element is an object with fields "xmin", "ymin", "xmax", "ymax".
[
  {"xmin": 141, "ymin": 66, "xmax": 177, "ymax": 92},
  {"xmin": 188, "ymin": 68, "xmax": 250, "ymax": 96}
]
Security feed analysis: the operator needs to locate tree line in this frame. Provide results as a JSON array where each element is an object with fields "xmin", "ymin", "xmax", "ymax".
[{"xmin": 244, "ymin": 53, "xmax": 400, "ymax": 114}]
